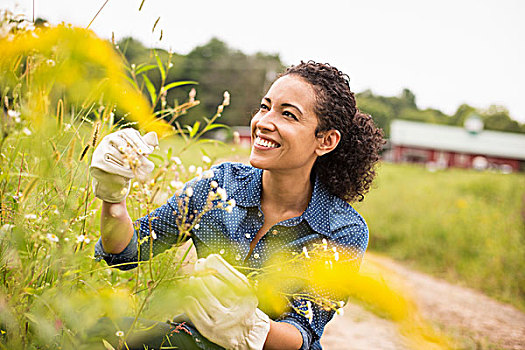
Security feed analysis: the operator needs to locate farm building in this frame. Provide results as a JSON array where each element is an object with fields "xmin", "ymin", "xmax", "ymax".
[{"xmin": 386, "ymin": 119, "xmax": 525, "ymax": 172}]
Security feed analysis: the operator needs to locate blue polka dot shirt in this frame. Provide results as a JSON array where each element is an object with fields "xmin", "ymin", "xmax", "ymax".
[{"xmin": 95, "ymin": 162, "xmax": 369, "ymax": 350}]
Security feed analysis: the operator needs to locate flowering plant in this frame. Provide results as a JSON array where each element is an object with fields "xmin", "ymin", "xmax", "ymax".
[{"xmin": 0, "ymin": 10, "xmax": 450, "ymax": 350}]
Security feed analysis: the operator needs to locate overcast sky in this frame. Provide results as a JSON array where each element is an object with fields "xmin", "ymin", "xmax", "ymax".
[{"xmin": 4, "ymin": 0, "xmax": 525, "ymax": 122}]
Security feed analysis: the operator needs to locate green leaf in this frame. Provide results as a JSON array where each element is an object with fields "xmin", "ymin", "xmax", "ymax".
[
  {"xmin": 136, "ymin": 64, "xmax": 157, "ymax": 75},
  {"xmin": 148, "ymin": 154, "xmax": 164, "ymax": 162},
  {"xmin": 24, "ymin": 313, "xmax": 39, "ymax": 324},
  {"xmin": 142, "ymin": 74, "xmax": 157, "ymax": 105},
  {"xmin": 161, "ymin": 81, "xmax": 198, "ymax": 94},
  {"xmin": 189, "ymin": 121, "xmax": 200, "ymax": 138},
  {"xmin": 202, "ymin": 123, "xmax": 229, "ymax": 133},
  {"xmin": 154, "ymin": 50, "xmax": 166, "ymax": 82},
  {"xmin": 124, "ymin": 75, "xmax": 138, "ymax": 89},
  {"xmin": 195, "ymin": 139, "xmax": 226, "ymax": 147},
  {"xmin": 102, "ymin": 339, "xmax": 116, "ymax": 350}
]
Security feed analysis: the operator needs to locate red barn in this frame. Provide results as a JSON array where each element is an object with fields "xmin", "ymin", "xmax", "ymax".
[{"xmin": 387, "ymin": 119, "xmax": 525, "ymax": 172}]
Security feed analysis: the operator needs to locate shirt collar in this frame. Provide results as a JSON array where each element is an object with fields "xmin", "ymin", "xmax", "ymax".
[{"xmin": 231, "ymin": 167, "xmax": 333, "ymax": 236}]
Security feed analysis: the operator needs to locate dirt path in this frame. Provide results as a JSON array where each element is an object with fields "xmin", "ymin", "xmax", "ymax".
[{"xmin": 321, "ymin": 254, "xmax": 525, "ymax": 349}]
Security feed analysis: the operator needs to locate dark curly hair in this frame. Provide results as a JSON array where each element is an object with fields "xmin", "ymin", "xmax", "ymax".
[{"xmin": 281, "ymin": 61, "xmax": 385, "ymax": 202}]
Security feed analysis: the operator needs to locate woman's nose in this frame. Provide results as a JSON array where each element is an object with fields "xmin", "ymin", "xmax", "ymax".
[{"xmin": 253, "ymin": 110, "xmax": 276, "ymax": 132}]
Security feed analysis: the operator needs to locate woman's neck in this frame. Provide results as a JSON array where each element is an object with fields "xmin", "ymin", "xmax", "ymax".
[{"xmin": 261, "ymin": 169, "xmax": 313, "ymax": 216}]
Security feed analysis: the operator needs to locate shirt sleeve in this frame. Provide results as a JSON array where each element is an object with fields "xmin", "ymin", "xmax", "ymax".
[
  {"xmin": 94, "ymin": 172, "xmax": 216, "ymax": 270},
  {"xmin": 276, "ymin": 298, "xmax": 330, "ymax": 350}
]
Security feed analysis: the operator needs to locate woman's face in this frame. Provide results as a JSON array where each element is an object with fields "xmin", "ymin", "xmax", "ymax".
[{"xmin": 249, "ymin": 75, "xmax": 325, "ymax": 174}]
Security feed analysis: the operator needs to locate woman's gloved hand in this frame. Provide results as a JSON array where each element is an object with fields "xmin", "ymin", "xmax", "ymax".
[
  {"xmin": 90, "ymin": 128, "xmax": 158, "ymax": 203},
  {"xmin": 183, "ymin": 254, "xmax": 270, "ymax": 350}
]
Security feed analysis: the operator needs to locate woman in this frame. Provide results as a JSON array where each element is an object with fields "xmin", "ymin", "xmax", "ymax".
[{"xmin": 90, "ymin": 61, "xmax": 384, "ymax": 349}]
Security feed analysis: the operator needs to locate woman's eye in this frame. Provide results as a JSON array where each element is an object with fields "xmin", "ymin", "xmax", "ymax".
[
  {"xmin": 283, "ymin": 111, "xmax": 298, "ymax": 120},
  {"xmin": 260, "ymin": 103, "xmax": 269, "ymax": 111}
]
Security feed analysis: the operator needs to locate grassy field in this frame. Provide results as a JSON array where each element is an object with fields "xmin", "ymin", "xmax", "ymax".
[{"xmin": 354, "ymin": 163, "xmax": 525, "ymax": 311}]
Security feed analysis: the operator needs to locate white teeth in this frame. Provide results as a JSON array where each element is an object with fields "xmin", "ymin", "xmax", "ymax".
[{"xmin": 255, "ymin": 136, "xmax": 279, "ymax": 148}]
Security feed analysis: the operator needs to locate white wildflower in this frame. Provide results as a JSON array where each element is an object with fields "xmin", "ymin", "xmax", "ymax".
[
  {"xmin": 151, "ymin": 230, "xmax": 157, "ymax": 240},
  {"xmin": 76, "ymin": 235, "xmax": 90, "ymax": 244},
  {"xmin": 228, "ymin": 199, "xmax": 236, "ymax": 208},
  {"xmin": 22, "ymin": 127, "xmax": 32, "ymax": 136},
  {"xmin": 0, "ymin": 224, "xmax": 14, "ymax": 234},
  {"xmin": 115, "ymin": 330, "xmax": 124, "ymax": 337},
  {"xmin": 170, "ymin": 180, "xmax": 184, "ymax": 189},
  {"xmin": 302, "ymin": 247, "xmax": 310, "ymax": 259},
  {"xmin": 223, "ymin": 91, "xmax": 230, "ymax": 106},
  {"xmin": 189, "ymin": 88, "xmax": 197, "ymax": 102},
  {"xmin": 336, "ymin": 307, "xmax": 345, "ymax": 316},
  {"xmin": 171, "ymin": 157, "xmax": 182, "ymax": 165},
  {"xmin": 7, "ymin": 110, "xmax": 20, "ymax": 119},
  {"xmin": 202, "ymin": 155, "xmax": 211, "ymax": 164},
  {"xmin": 185, "ymin": 187, "xmax": 194, "ymax": 197},
  {"xmin": 194, "ymin": 224, "xmax": 200, "ymax": 230},
  {"xmin": 188, "ymin": 165, "xmax": 196, "ymax": 173},
  {"xmin": 333, "ymin": 247, "xmax": 339, "ymax": 261},
  {"xmin": 25, "ymin": 214, "xmax": 37, "ymax": 220},
  {"xmin": 337, "ymin": 301, "xmax": 345, "ymax": 308},
  {"xmin": 47, "ymin": 234, "xmax": 59, "ymax": 243},
  {"xmin": 216, "ymin": 187, "xmax": 227, "ymax": 201},
  {"xmin": 210, "ymin": 180, "xmax": 218, "ymax": 188},
  {"xmin": 203, "ymin": 170, "xmax": 214, "ymax": 179},
  {"xmin": 196, "ymin": 166, "xmax": 203, "ymax": 176}
]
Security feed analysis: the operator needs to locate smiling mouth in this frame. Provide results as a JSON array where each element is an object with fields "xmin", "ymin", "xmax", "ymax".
[{"xmin": 254, "ymin": 136, "xmax": 280, "ymax": 148}]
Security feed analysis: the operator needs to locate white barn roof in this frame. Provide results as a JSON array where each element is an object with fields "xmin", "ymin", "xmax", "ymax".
[{"xmin": 390, "ymin": 120, "xmax": 525, "ymax": 160}]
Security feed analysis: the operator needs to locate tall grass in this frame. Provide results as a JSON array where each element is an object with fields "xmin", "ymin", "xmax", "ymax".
[
  {"xmin": 0, "ymin": 12, "xmax": 453, "ymax": 349},
  {"xmin": 355, "ymin": 163, "xmax": 525, "ymax": 310}
]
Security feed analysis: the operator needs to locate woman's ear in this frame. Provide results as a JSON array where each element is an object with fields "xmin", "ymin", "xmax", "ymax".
[{"xmin": 315, "ymin": 129, "xmax": 341, "ymax": 156}]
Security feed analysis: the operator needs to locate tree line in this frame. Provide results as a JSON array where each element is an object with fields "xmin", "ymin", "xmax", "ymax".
[{"xmin": 119, "ymin": 37, "xmax": 525, "ymax": 137}]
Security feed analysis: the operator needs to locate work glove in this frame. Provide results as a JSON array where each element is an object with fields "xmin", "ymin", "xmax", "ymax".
[
  {"xmin": 90, "ymin": 128, "xmax": 158, "ymax": 203},
  {"xmin": 183, "ymin": 254, "xmax": 271, "ymax": 350}
]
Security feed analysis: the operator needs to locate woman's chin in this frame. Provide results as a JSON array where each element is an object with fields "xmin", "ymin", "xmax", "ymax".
[{"xmin": 249, "ymin": 154, "xmax": 269, "ymax": 170}]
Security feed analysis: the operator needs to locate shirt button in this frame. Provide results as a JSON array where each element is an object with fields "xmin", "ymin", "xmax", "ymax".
[
  {"xmin": 253, "ymin": 253, "xmax": 260, "ymax": 259},
  {"xmin": 245, "ymin": 233, "xmax": 251, "ymax": 239},
  {"xmin": 271, "ymin": 229, "xmax": 278, "ymax": 235}
]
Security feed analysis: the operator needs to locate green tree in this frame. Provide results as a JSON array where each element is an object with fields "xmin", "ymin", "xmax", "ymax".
[
  {"xmin": 481, "ymin": 105, "xmax": 522, "ymax": 133},
  {"xmin": 173, "ymin": 38, "xmax": 284, "ymax": 127},
  {"xmin": 450, "ymin": 103, "xmax": 477, "ymax": 126}
]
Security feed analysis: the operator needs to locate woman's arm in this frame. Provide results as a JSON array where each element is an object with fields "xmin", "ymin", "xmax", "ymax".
[
  {"xmin": 264, "ymin": 321, "xmax": 303, "ymax": 350},
  {"xmin": 100, "ymin": 200, "xmax": 134, "ymax": 254}
]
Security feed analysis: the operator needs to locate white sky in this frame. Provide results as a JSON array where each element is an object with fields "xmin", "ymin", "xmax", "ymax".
[{"xmin": 4, "ymin": 0, "xmax": 525, "ymax": 122}]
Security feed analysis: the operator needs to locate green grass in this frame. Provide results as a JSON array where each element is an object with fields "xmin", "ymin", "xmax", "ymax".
[{"xmin": 354, "ymin": 163, "xmax": 525, "ymax": 311}]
